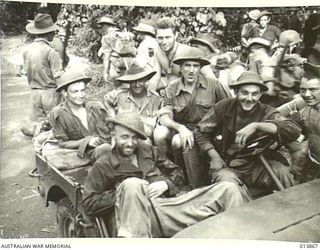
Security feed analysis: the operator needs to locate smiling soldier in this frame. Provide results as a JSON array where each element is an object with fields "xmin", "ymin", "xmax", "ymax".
[
  {"xmin": 104, "ymin": 63, "xmax": 163, "ymax": 144},
  {"xmin": 49, "ymin": 69, "xmax": 112, "ymax": 161},
  {"xmin": 81, "ymin": 112, "xmax": 249, "ymax": 238},
  {"xmin": 148, "ymin": 17, "xmax": 225, "ymax": 94},
  {"xmin": 155, "ymin": 47, "xmax": 228, "ymax": 188},
  {"xmin": 194, "ymin": 70, "xmax": 301, "ymax": 193},
  {"xmin": 277, "ymin": 63, "xmax": 320, "ymax": 182}
]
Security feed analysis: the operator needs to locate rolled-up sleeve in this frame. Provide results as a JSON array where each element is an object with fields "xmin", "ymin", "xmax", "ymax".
[
  {"xmin": 157, "ymin": 83, "xmax": 176, "ymax": 119},
  {"xmin": 264, "ymin": 111, "xmax": 302, "ymax": 145},
  {"xmin": 49, "ymin": 109, "xmax": 69, "ymax": 142},
  {"xmin": 194, "ymin": 107, "xmax": 219, "ymax": 155},
  {"xmin": 48, "ymin": 50, "xmax": 63, "ymax": 79}
]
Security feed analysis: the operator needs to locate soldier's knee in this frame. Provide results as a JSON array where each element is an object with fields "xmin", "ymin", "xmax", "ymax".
[
  {"xmin": 171, "ymin": 134, "xmax": 182, "ymax": 149},
  {"xmin": 120, "ymin": 177, "xmax": 146, "ymax": 192},
  {"xmin": 153, "ymin": 125, "xmax": 170, "ymax": 142},
  {"xmin": 212, "ymin": 169, "xmax": 239, "ymax": 184}
]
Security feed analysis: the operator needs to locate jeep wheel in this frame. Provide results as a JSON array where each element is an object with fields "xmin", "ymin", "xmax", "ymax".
[{"xmin": 56, "ymin": 197, "xmax": 78, "ymax": 237}]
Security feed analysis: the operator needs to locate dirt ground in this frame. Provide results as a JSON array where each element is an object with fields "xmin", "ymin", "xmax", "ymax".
[{"xmin": 0, "ymin": 35, "xmax": 57, "ymax": 238}]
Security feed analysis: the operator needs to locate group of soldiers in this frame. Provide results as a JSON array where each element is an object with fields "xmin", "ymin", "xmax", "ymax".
[{"xmin": 22, "ymin": 9, "xmax": 320, "ymax": 238}]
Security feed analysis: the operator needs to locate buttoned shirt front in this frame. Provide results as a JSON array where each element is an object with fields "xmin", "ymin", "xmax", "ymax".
[
  {"xmin": 23, "ymin": 38, "xmax": 63, "ymax": 89},
  {"xmin": 160, "ymin": 74, "xmax": 228, "ymax": 130}
]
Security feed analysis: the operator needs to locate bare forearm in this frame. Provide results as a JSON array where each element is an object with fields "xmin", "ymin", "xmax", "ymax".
[
  {"xmin": 207, "ymin": 148, "xmax": 223, "ymax": 161},
  {"xmin": 256, "ymin": 122, "xmax": 278, "ymax": 134},
  {"xmin": 159, "ymin": 114, "xmax": 184, "ymax": 133}
]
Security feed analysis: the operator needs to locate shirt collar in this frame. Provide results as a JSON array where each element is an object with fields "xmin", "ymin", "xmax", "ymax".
[
  {"xmin": 61, "ymin": 101, "xmax": 88, "ymax": 114},
  {"xmin": 34, "ymin": 38, "xmax": 53, "ymax": 47},
  {"xmin": 126, "ymin": 89, "xmax": 152, "ymax": 102},
  {"xmin": 175, "ymin": 74, "xmax": 207, "ymax": 96}
]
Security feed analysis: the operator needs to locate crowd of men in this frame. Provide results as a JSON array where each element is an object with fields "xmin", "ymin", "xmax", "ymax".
[{"xmin": 22, "ymin": 8, "xmax": 320, "ymax": 238}]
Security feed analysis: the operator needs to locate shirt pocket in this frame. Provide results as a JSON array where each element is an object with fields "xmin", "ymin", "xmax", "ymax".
[{"xmin": 196, "ymin": 99, "xmax": 213, "ymax": 117}]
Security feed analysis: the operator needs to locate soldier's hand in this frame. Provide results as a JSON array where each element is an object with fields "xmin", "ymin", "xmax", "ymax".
[
  {"xmin": 147, "ymin": 181, "xmax": 169, "ymax": 199},
  {"xmin": 209, "ymin": 158, "xmax": 226, "ymax": 172},
  {"xmin": 235, "ymin": 123, "xmax": 258, "ymax": 147},
  {"xmin": 178, "ymin": 125, "xmax": 194, "ymax": 150},
  {"xmin": 88, "ymin": 137, "xmax": 102, "ymax": 147}
]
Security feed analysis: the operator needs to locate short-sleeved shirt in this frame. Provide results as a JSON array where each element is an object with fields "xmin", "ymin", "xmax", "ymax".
[
  {"xmin": 104, "ymin": 89, "xmax": 162, "ymax": 118},
  {"xmin": 23, "ymin": 38, "xmax": 63, "ymax": 89},
  {"xmin": 49, "ymin": 101, "xmax": 111, "ymax": 143},
  {"xmin": 160, "ymin": 74, "xmax": 228, "ymax": 130},
  {"xmin": 244, "ymin": 25, "xmax": 281, "ymax": 43}
]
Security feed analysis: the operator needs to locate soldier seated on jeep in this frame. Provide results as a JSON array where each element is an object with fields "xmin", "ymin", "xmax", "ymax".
[{"xmin": 81, "ymin": 112, "xmax": 250, "ymax": 238}]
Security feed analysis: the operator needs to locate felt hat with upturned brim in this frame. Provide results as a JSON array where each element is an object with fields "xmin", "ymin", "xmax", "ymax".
[
  {"xmin": 248, "ymin": 9, "xmax": 261, "ymax": 21},
  {"xmin": 229, "ymin": 70, "xmax": 268, "ymax": 92},
  {"xmin": 247, "ymin": 37, "xmax": 271, "ymax": 49},
  {"xmin": 173, "ymin": 47, "xmax": 210, "ymax": 66},
  {"xmin": 56, "ymin": 69, "xmax": 92, "ymax": 92},
  {"xmin": 256, "ymin": 10, "xmax": 272, "ymax": 21},
  {"xmin": 26, "ymin": 13, "xmax": 59, "ymax": 34},
  {"xmin": 97, "ymin": 15, "xmax": 117, "ymax": 26},
  {"xmin": 132, "ymin": 19, "xmax": 156, "ymax": 36},
  {"xmin": 106, "ymin": 112, "xmax": 147, "ymax": 140},
  {"xmin": 116, "ymin": 64, "xmax": 156, "ymax": 82},
  {"xmin": 189, "ymin": 33, "xmax": 220, "ymax": 54}
]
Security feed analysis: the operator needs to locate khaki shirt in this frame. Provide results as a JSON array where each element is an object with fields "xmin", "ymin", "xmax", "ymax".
[
  {"xmin": 160, "ymin": 74, "xmax": 228, "ymax": 130},
  {"xmin": 23, "ymin": 38, "xmax": 63, "ymax": 89}
]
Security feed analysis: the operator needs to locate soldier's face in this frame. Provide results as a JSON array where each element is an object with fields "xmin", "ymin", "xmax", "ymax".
[
  {"xmin": 237, "ymin": 85, "xmax": 263, "ymax": 112},
  {"xmin": 156, "ymin": 28, "xmax": 177, "ymax": 52},
  {"xmin": 64, "ymin": 81, "xmax": 86, "ymax": 107},
  {"xmin": 130, "ymin": 79, "xmax": 147, "ymax": 95},
  {"xmin": 113, "ymin": 125, "xmax": 138, "ymax": 157},
  {"xmin": 259, "ymin": 16, "xmax": 270, "ymax": 28},
  {"xmin": 300, "ymin": 78, "xmax": 320, "ymax": 106},
  {"xmin": 180, "ymin": 61, "xmax": 201, "ymax": 85}
]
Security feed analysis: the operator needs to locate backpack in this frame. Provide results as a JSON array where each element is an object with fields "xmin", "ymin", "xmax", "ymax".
[{"xmin": 100, "ymin": 32, "xmax": 137, "ymax": 82}]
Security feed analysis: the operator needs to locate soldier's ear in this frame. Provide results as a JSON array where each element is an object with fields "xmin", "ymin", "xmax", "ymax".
[{"xmin": 61, "ymin": 89, "xmax": 67, "ymax": 98}]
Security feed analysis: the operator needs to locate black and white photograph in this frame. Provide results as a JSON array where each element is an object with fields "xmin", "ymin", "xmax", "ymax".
[{"xmin": 0, "ymin": 0, "xmax": 319, "ymax": 247}]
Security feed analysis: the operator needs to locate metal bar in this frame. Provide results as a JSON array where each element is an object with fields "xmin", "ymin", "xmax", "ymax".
[
  {"xmin": 73, "ymin": 184, "xmax": 82, "ymax": 236},
  {"xmin": 258, "ymin": 154, "xmax": 285, "ymax": 191},
  {"xmin": 95, "ymin": 217, "xmax": 109, "ymax": 238}
]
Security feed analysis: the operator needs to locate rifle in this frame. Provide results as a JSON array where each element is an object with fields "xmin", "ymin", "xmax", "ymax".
[{"xmin": 62, "ymin": 20, "xmax": 71, "ymax": 69}]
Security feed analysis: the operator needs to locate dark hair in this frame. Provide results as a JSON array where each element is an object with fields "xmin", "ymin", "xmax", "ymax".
[
  {"xmin": 37, "ymin": 31, "xmax": 55, "ymax": 38},
  {"xmin": 156, "ymin": 17, "xmax": 176, "ymax": 33},
  {"xmin": 303, "ymin": 71, "xmax": 320, "ymax": 81}
]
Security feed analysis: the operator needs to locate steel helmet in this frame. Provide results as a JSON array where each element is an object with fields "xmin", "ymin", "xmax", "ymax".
[{"xmin": 279, "ymin": 30, "xmax": 302, "ymax": 47}]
